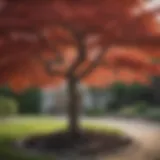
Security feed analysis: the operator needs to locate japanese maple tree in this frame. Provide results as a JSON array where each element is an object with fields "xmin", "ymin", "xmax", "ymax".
[{"xmin": 0, "ymin": 0, "xmax": 159, "ymax": 136}]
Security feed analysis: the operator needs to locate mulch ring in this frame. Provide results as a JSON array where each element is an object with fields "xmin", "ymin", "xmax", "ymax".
[{"xmin": 15, "ymin": 130, "xmax": 132, "ymax": 158}]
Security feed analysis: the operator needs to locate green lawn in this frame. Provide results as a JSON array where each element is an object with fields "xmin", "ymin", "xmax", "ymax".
[{"xmin": 0, "ymin": 116, "xmax": 122, "ymax": 160}]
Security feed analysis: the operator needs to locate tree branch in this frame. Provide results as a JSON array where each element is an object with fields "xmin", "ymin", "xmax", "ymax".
[
  {"xmin": 67, "ymin": 35, "xmax": 86, "ymax": 78},
  {"xmin": 77, "ymin": 46, "xmax": 110, "ymax": 79},
  {"xmin": 0, "ymin": 23, "xmax": 87, "ymax": 77},
  {"xmin": 63, "ymin": 29, "xmax": 86, "ymax": 78},
  {"xmin": 29, "ymin": 23, "xmax": 87, "ymax": 78},
  {"xmin": 17, "ymin": 28, "xmax": 66, "ymax": 77},
  {"xmin": 35, "ymin": 23, "xmax": 87, "ymax": 78},
  {"xmin": 31, "ymin": 29, "xmax": 67, "ymax": 77}
]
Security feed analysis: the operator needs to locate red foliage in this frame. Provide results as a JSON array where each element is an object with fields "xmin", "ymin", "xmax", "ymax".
[
  {"xmin": 148, "ymin": 64, "xmax": 160, "ymax": 76},
  {"xmin": 0, "ymin": 0, "xmax": 159, "ymax": 91},
  {"xmin": 106, "ymin": 47, "xmax": 151, "ymax": 69}
]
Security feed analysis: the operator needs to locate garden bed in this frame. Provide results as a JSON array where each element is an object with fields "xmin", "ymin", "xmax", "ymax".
[{"xmin": 20, "ymin": 129, "xmax": 131, "ymax": 156}]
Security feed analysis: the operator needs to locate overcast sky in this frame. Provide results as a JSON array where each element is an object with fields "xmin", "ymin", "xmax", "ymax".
[{"xmin": 141, "ymin": 0, "xmax": 160, "ymax": 21}]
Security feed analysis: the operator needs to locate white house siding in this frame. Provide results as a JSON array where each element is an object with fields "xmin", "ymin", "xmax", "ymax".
[
  {"xmin": 40, "ymin": 83, "xmax": 93, "ymax": 114},
  {"xmin": 90, "ymin": 90, "xmax": 113, "ymax": 110}
]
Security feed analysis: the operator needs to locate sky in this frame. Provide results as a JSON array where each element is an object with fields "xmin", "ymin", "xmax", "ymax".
[{"xmin": 139, "ymin": 0, "xmax": 160, "ymax": 22}]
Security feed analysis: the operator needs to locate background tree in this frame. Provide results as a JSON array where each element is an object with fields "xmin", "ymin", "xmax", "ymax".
[{"xmin": 0, "ymin": 0, "xmax": 159, "ymax": 136}]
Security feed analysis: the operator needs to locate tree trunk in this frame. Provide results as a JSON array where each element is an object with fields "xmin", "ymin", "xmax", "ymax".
[{"xmin": 67, "ymin": 77, "xmax": 80, "ymax": 136}]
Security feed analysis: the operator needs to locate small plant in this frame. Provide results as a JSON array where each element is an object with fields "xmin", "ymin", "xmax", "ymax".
[
  {"xmin": 85, "ymin": 107, "xmax": 105, "ymax": 116},
  {"xmin": 0, "ymin": 96, "xmax": 19, "ymax": 118},
  {"xmin": 120, "ymin": 101, "xmax": 148, "ymax": 117},
  {"xmin": 120, "ymin": 106, "xmax": 138, "ymax": 117},
  {"xmin": 134, "ymin": 101, "xmax": 148, "ymax": 114}
]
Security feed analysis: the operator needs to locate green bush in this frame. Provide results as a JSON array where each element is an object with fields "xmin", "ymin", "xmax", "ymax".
[
  {"xmin": 125, "ymin": 83, "xmax": 153, "ymax": 105},
  {"xmin": 108, "ymin": 82, "xmax": 127, "ymax": 110},
  {"xmin": 17, "ymin": 88, "xmax": 41, "ymax": 114},
  {"xmin": 119, "ymin": 106, "xmax": 138, "ymax": 117},
  {"xmin": 134, "ymin": 101, "xmax": 148, "ymax": 114},
  {"xmin": 120, "ymin": 101, "xmax": 148, "ymax": 117},
  {"xmin": 0, "ymin": 96, "xmax": 19, "ymax": 117},
  {"xmin": 85, "ymin": 108, "xmax": 105, "ymax": 116},
  {"xmin": 108, "ymin": 82, "xmax": 154, "ymax": 111},
  {"xmin": 0, "ymin": 86, "xmax": 41, "ymax": 114},
  {"xmin": 0, "ymin": 86, "xmax": 16, "ymax": 97}
]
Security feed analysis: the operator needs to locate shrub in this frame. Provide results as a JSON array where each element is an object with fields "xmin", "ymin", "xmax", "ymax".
[
  {"xmin": 119, "ymin": 106, "xmax": 138, "ymax": 117},
  {"xmin": 125, "ymin": 83, "xmax": 153, "ymax": 105},
  {"xmin": 108, "ymin": 82, "xmax": 127, "ymax": 110},
  {"xmin": 85, "ymin": 108, "xmax": 105, "ymax": 116},
  {"xmin": 0, "ymin": 96, "xmax": 19, "ymax": 117},
  {"xmin": 134, "ymin": 101, "xmax": 148, "ymax": 114},
  {"xmin": 17, "ymin": 88, "xmax": 41, "ymax": 114},
  {"xmin": 120, "ymin": 101, "xmax": 148, "ymax": 117},
  {"xmin": 0, "ymin": 86, "xmax": 16, "ymax": 97}
]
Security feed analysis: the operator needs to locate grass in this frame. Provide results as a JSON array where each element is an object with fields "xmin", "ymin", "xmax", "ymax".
[{"xmin": 0, "ymin": 116, "xmax": 122, "ymax": 160}]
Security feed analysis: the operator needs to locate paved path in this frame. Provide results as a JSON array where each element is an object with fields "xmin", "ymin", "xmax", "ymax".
[
  {"xmin": 80, "ymin": 117, "xmax": 160, "ymax": 141},
  {"xmin": 84, "ymin": 117, "xmax": 160, "ymax": 160},
  {"xmin": 57, "ymin": 116, "xmax": 160, "ymax": 160}
]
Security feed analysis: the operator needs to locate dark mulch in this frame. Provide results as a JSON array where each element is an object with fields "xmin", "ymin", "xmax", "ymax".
[{"xmin": 21, "ymin": 130, "xmax": 132, "ymax": 156}]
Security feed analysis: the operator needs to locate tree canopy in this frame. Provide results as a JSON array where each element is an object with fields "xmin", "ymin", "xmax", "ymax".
[{"xmin": 0, "ymin": 0, "xmax": 159, "ymax": 92}]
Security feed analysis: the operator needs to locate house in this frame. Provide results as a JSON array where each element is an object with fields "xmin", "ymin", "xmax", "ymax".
[{"xmin": 40, "ymin": 82, "xmax": 93, "ymax": 114}]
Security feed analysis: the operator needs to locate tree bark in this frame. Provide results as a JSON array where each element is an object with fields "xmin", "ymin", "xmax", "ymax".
[{"xmin": 67, "ymin": 76, "xmax": 80, "ymax": 137}]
